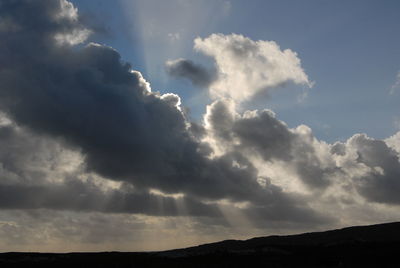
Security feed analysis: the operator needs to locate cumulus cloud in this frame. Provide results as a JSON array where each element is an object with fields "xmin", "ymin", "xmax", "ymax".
[
  {"xmin": 0, "ymin": 0, "xmax": 324, "ymax": 226},
  {"xmin": 165, "ymin": 58, "xmax": 217, "ymax": 88},
  {"xmin": 344, "ymin": 134, "xmax": 400, "ymax": 204},
  {"xmin": 194, "ymin": 33, "xmax": 313, "ymax": 102},
  {"xmin": 203, "ymin": 100, "xmax": 335, "ymax": 189},
  {"xmin": 0, "ymin": 118, "xmax": 224, "ymax": 217},
  {"xmin": 386, "ymin": 131, "xmax": 400, "ymax": 154},
  {"xmin": 0, "ymin": 119, "xmax": 323, "ymax": 226},
  {"xmin": 0, "ymin": 0, "xmax": 195, "ymax": 196},
  {"xmin": 203, "ymin": 99, "xmax": 400, "ymax": 205}
]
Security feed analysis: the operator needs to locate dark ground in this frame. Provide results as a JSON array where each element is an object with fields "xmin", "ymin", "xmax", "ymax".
[{"xmin": 1, "ymin": 221, "xmax": 399, "ymax": 267}]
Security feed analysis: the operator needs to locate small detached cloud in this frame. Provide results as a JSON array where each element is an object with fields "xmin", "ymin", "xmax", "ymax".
[
  {"xmin": 165, "ymin": 58, "xmax": 217, "ymax": 88},
  {"xmin": 390, "ymin": 70, "xmax": 400, "ymax": 95},
  {"xmin": 167, "ymin": 32, "xmax": 181, "ymax": 42}
]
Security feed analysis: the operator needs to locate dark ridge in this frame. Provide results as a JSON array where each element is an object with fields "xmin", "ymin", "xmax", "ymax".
[
  {"xmin": 1, "ymin": 221, "xmax": 399, "ymax": 267},
  {"xmin": 161, "ymin": 221, "xmax": 400, "ymax": 256}
]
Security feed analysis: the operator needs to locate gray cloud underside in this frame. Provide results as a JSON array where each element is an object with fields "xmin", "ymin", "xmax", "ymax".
[
  {"xmin": 0, "ymin": 124, "xmax": 220, "ymax": 217},
  {"xmin": 0, "ymin": 122, "xmax": 329, "ymax": 225}
]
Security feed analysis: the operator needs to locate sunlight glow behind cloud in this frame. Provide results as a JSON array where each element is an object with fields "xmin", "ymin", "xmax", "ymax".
[{"xmin": 119, "ymin": 0, "xmax": 231, "ymax": 85}]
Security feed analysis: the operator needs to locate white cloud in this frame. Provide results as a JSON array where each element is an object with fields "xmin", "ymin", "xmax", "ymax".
[
  {"xmin": 55, "ymin": 28, "xmax": 91, "ymax": 46},
  {"xmin": 194, "ymin": 33, "xmax": 313, "ymax": 102},
  {"xmin": 385, "ymin": 131, "xmax": 400, "ymax": 154},
  {"xmin": 56, "ymin": 0, "xmax": 78, "ymax": 21},
  {"xmin": 167, "ymin": 32, "xmax": 181, "ymax": 42}
]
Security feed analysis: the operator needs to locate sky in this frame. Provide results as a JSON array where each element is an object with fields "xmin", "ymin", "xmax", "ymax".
[{"xmin": 0, "ymin": 0, "xmax": 399, "ymax": 252}]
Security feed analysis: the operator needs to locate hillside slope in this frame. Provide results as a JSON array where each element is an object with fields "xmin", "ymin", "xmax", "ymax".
[{"xmin": 1, "ymin": 221, "xmax": 399, "ymax": 267}]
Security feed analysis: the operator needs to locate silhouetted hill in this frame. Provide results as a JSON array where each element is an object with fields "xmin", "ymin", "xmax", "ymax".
[
  {"xmin": 1, "ymin": 221, "xmax": 399, "ymax": 267},
  {"xmin": 162, "ymin": 221, "xmax": 400, "ymax": 256}
]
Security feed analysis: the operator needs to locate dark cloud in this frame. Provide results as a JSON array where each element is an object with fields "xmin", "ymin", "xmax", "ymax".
[
  {"xmin": 165, "ymin": 58, "xmax": 217, "ymax": 88},
  {"xmin": 0, "ymin": 180, "xmax": 223, "ymax": 217},
  {"xmin": 0, "ymin": 0, "xmax": 327, "ymax": 227},
  {"xmin": 347, "ymin": 134, "xmax": 400, "ymax": 204},
  {"xmin": 0, "ymin": 122, "xmax": 216, "ymax": 218},
  {"xmin": 0, "ymin": 0, "xmax": 191, "ymax": 193},
  {"xmin": 233, "ymin": 110, "xmax": 294, "ymax": 162},
  {"xmin": 0, "ymin": 121, "xmax": 330, "ymax": 228},
  {"xmin": 0, "ymin": 115, "xmax": 322, "ymax": 224}
]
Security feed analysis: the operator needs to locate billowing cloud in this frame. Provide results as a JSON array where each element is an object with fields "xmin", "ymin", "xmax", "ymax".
[
  {"xmin": 203, "ymin": 99, "xmax": 400, "ymax": 205},
  {"xmin": 0, "ymin": 0, "xmax": 322, "ymax": 223},
  {"xmin": 0, "ymin": 117, "xmax": 323, "ymax": 226},
  {"xmin": 0, "ymin": 0, "xmax": 199, "ymax": 197},
  {"xmin": 386, "ymin": 132, "xmax": 400, "ymax": 154},
  {"xmin": 165, "ymin": 58, "xmax": 217, "ymax": 88},
  {"xmin": 344, "ymin": 134, "xmax": 400, "ymax": 204},
  {"xmin": 0, "ymin": 119, "xmax": 224, "ymax": 217},
  {"xmin": 194, "ymin": 33, "xmax": 313, "ymax": 102},
  {"xmin": 203, "ymin": 100, "xmax": 335, "ymax": 189}
]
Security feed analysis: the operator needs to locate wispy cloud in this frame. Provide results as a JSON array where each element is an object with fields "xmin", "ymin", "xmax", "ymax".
[{"xmin": 390, "ymin": 70, "xmax": 400, "ymax": 95}]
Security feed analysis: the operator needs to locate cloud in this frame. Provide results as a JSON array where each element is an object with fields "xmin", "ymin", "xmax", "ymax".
[
  {"xmin": 0, "ymin": 0, "xmax": 325, "ymax": 227},
  {"xmin": 203, "ymin": 99, "xmax": 400, "ymax": 205},
  {"xmin": 0, "ymin": 0, "xmax": 191, "ymax": 195},
  {"xmin": 203, "ymin": 100, "xmax": 335, "ymax": 189},
  {"xmin": 1, "ymin": 0, "xmax": 400, "ymax": 250},
  {"xmin": 0, "ymin": 120, "xmax": 324, "ymax": 226},
  {"xmin": 194, "ymin": 33, "xmax": 313, "ymax": 102},
  {"xmin": 0, "ymin": 117, "xmax": 82, "ymax": 186},
  {"xmin": 386, "ymin": 131, "xmax": 400, "ymax": 154},
  {"xmin": 0, "ymin": 181, "xmax": 224, "ymax": 217},
  {"xmin": 345, "ymin": 134, "xmax": 400, "ymax": 204},
  {"xmin": 390, "ymin": 71, "xmax": 400, "ymax": 95},
  {"xmin": 0, "ymin": 119, "xmax": 224, "ymax": 217},
  {"xmin": 167, "ymin": 32, "xmax": 180, "ymax": 42},
  {"xmin": 165, "ymin": 58, "xmax": 217, "ymax": 88}
]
